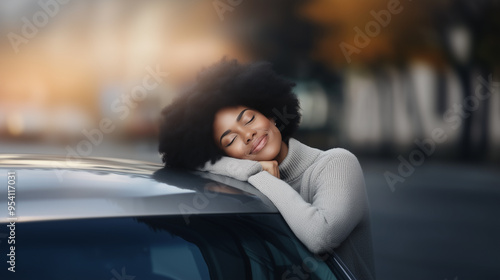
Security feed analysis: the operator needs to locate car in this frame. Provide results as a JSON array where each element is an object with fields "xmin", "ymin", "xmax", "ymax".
[{"xmin": 0, "ymin": 154, "xmax": 356, "ymax": 280}]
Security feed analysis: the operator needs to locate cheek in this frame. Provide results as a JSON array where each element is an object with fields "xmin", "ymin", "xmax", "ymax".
[
  {"xmin": 264, "ymin": 118, "xmax": 273, "ymax": 130},
  {"xmin": 270, "ymin": 123, "xmax": 282, "ymax": 141},
  {"xmin": 224, "ymin": 143, "xmax": 247, "ymax": 159},
  {"xmin": 270, "ymin": 126, "xmax": 283, "ymax": 149}
]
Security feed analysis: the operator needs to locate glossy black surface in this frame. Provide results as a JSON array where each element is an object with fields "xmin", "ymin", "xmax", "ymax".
[
  {"xmin": 0, "ymin": 155, "xmax": 277, "ymax": 222},
  {"xmin": 0, "ymin": 154, "xmax": 353, "ymax": 280}
]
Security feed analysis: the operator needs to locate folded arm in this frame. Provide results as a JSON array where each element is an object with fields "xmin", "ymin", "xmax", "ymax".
[
  {"xmin": 199, "ymin": 156, "xmax": 262, "ymax": 181},
  {"xmin": 249, "ymin": 150, "xmax": 366, "ymax": 254}
]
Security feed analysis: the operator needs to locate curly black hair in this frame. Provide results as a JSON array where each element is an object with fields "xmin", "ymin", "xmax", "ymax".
[{"xmin": 158, "ymin": 58, "xmax": 301, "ymax": 169}]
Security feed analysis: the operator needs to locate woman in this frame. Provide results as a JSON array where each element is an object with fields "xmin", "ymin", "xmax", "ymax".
[{"xmin": 159, "ymin": 58, "xmax": 375, "ymax": 280}]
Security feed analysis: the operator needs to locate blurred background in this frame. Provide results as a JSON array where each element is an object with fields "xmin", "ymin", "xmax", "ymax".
[{"xmin": 0, "ymin": 0, "xmax": 499, "ymax": 279}]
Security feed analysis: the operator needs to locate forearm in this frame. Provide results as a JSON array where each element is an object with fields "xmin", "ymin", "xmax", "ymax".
[
  {"xmin": 199, "ymin": 156, "xmax": 262, "ymax": 181},
  {"xmin": 248, "ymin": 171, "xmax": 362, "ymax": 254}
]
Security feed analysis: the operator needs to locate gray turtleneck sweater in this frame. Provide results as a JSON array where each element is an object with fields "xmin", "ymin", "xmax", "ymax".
[{"xmin": 200, "ymin": 138, "xmax": 375, "ymax": 280}]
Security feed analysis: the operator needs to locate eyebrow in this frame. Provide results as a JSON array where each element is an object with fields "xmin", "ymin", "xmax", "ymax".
[
  {"xmin": 236, "ymin": 108, "xmax": 248, "ymax": 122},
  {"xmin": 219, "ymin": 109, "xmax": 248, "ymax": 146}
]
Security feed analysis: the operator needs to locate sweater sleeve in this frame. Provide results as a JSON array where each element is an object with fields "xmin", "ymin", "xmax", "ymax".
[
  {"xmin": 248, "ymin": 149, "xmax": 366, "ymax": 254},
  {"xmin": 198, "ymin": 156, "xmax": 263, "ymax": 181}
]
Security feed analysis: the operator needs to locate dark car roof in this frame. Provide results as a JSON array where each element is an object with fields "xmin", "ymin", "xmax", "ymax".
[{"xmin": 0, "ymin": 154, "xmax": 278, "ymax": 223}]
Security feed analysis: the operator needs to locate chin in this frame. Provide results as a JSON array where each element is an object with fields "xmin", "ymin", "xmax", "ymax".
[{"xmin": 259, "ymin": 143, "xmax": 281, "ymax": 161}]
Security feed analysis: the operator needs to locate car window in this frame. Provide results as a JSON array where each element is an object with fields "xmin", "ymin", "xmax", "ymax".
[
  {"xmin": 2, "ymin": 214, "xmax": 340, "ymax": 280},
  {"xmin": 137, "ymin": 214, "xmax": 340, "ymax": 279},
  {"xmin": 6, "ymin": 217, "xmax": 211, "ymax": 280},
  {"xmin": 235, "ymin": 214, "xmax": 339, "ymax": 280}
]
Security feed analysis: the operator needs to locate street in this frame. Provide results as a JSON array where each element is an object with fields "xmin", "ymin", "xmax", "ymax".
[{"xmin": 363, "ymin": 159, "xmax": 500, "ymax": 280}]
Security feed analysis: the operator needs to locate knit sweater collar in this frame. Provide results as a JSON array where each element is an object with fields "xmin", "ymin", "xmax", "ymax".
[{"xmin": 279, "ymin": 138, "xmax": 322, "ymax": 182}]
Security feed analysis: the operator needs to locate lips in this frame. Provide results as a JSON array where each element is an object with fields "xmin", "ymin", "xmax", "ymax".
[{"xmin": 250, "ymin": 135, "xmax": 268, "ymax": 154}]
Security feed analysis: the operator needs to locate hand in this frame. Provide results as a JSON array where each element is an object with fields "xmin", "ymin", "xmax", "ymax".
[{"xmin": 259, "ymin": 160, "xmax": 280, "ymax": 178}]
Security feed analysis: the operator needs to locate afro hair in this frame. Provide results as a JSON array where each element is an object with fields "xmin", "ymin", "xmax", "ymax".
[{"xmin": 158, "ymin": 58, "xmax": 301, "ymax": 169}]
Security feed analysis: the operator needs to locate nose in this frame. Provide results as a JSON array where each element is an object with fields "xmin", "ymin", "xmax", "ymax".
[{"xmin": 243, "ymin": 128, "xmax": 256, "ymax": 144}]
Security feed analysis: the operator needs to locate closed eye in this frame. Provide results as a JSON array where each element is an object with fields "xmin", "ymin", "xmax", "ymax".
[
  {"xmin": 226, "ymin": 136, "xmax": 237, "ymax": 147},
  {"xmin": 246, "ymin": 115, "xmax": 255, "ymax": 125}
]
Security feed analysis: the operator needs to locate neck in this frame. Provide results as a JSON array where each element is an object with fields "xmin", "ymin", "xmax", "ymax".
[
  {"xmin": 274, "ymin": 141, "xmax": 289, "ymax": 164},
  {"xmin": 277, "ymin": 138, "xmax": 322, "ymax": 182}
]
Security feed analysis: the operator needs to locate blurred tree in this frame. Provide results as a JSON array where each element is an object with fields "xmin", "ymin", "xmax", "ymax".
[{"xmin": 217, "ymin": 0, "xmax": 338, "ymax": 86}]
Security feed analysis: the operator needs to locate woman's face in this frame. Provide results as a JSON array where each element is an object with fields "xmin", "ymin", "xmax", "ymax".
[{"xmin": 213, "ymin": 106, "xmax": 283, "ymax": 161}]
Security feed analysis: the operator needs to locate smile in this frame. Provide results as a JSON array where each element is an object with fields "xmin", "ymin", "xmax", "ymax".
[{"xmin": 250, "ymin": 135, "xmax": 268, "ymax": 154}]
